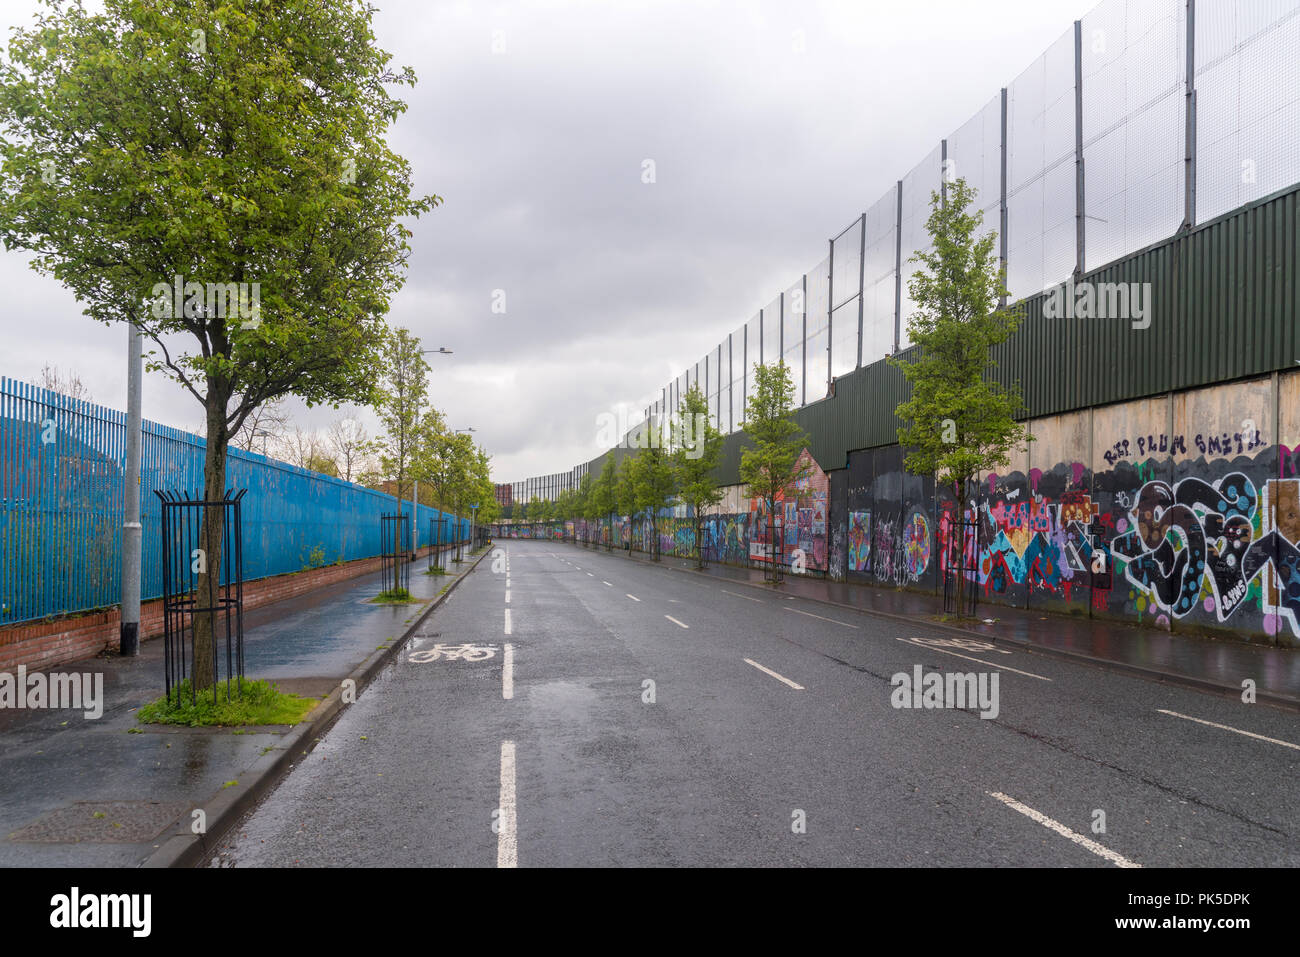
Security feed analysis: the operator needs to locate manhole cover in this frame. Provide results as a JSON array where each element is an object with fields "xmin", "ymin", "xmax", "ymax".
[{"xmin": 9, "ymin": 801, "xmax": 190, "ymax": 844}]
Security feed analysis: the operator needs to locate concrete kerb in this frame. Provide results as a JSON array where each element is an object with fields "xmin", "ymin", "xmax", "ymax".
[
  {"xmin": 566, "ymin": 540, "xmax": 1300, "ymax": 715},
  {"xmin": 142, "ymin": 544, "xmax": 494, "ymax": 868}
]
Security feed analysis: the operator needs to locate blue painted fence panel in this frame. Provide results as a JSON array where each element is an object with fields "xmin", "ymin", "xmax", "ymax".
[{"xmin": 0, "ymin": 376, "xmax": 468, "ymax": 626}]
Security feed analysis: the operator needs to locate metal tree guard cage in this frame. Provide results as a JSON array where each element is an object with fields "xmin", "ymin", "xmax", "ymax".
[
  {"xmin": 942, "ymin": 512, "xmax": 980, "ymax": 618},
  {"xmin": 380, "ymin": 512, "xmax": 411, "ymax": 595},
  {"xmin": 428, "ymin": 515, "xmax": 447, "ymax": 573},
  {"xmin": 156, "ymin": 488, "xmax": 247, "ymax": 706}
]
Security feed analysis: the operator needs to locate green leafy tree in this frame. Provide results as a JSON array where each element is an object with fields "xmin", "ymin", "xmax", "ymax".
[
  {"xmin": 615, "ymin": 454, "xmax": 637, "ymax": 553},
  {"xmin": 673, "ymin": 385, "xmax": 725, "ymax": 568},
  {"xmin": 441, "ymin": 431, "xmax": 477, "ymax": 557},
  {"xmin": 411, "ymin": 407, "xmax": 453, "ymax": 559},
  {"xmin": 633, "ymin": 430, "xmax": 676, "ymax": 562},
  {"xmin": 739, "ymin": 361, "xmax": 808, "ymax": 579},
  {"xmin": 552, "ymin": 488, "xmax": 573, "ymax": 538},
  {"xmin": 576, "ymin": 471, "xmax": 597, "ymax": 545},
  {"xmin": 0, "ymin": 0, "xmax": 438, "ymax": 688},
  {"xmin": 471, "ymin": 449, "xmax": 501, "ymax": 528},
  {"xmin": 590, "ymin": 457, "xmax": 618, "ymax": 551},
  {"xmin": 374, "ymin": 328, "xmax": 430, "ymax": 529},
  {"xmin": 889, "ymin": 178, "xmax": 1030, "ymax": 611}
]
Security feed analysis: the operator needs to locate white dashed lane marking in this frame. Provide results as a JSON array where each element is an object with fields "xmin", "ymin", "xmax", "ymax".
[
  {"xmin": 1157, "ymin": 709, "xmax": 1300, "ymax": 751},
  {"xmin": 743, "ymin": 658, "xmax": 804, "ymax": 690},
  {"xmin": 988, "ymin": 792, "xmax": 1139, "ymax": 868},
  {"xmin": 783, "ymin": 606, "xmax": 857, "ymax": 628}
]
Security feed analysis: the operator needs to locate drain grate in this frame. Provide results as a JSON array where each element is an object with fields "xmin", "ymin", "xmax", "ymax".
[{"xmin": 9, "ymin": 800, "xmax": 191, "ymax": 844}]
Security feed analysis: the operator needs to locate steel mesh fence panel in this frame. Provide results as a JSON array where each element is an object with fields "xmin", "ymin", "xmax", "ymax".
[
  {"xmin": 763, "ymin": 296, "xmax": 782, "ymax": 367},
  {"xmin": 729, "ymin": 327, "xmax": 745, "ymax": 431},
  {"xmin": 1082, "ymin": 0, "xmax": 1185, "ymax": 270},
  {"xmin": 804, "ymin": 256, "xmax": 831, "ymax": 402},
  {"xmin": 1007, "ymin": 26, "xmax": 1077, "ymax": 300},
  {"xmin": 831, "ymin": 301, "xmax": 859, "ymax": 379},
  {"xmin": 705, "ymin": 349, "xmax": 719, "ymax": 429},
  {"xmin": 1195, "ymin": 0, "xmax": 1300, "ymax": 222},
  {"xmin": 783, "ymin": 278, "xmax": 805, "ymax": 406},
  {"xmin": 862, "ymin": 187, "xmax": 898, "ymax": 363},
  {"xmin": 830, "ymin": 217, "xmax": 863, "ymax": 312},
  {"xmin": 945, "ymin": 92, "xmax": 1004, "ymax": 232},
  {"xmin": 898, "ymin": 145, "xmax": 943, "ymax": 348},
  {"xmin": 830, "ymin": 216, "xmax": 863, "ymax": 376}
]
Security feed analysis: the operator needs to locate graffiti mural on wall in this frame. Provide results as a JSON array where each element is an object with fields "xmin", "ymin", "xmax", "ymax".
[
  {"xmin": 839, "ymin": 435, "xmax": 1299, "ymax": 642},
  {"xmin": 864, "ymin": 508, "xmax": 932, "ymax": 584},
  {"xmin": 847, "ymin": 510, "xmax": 870, "ymax": 571},
  {"xmin": 1111, "ymin": 473, "xmax": 1300, "ymax": 637},
  {"xmin": 748, "ymin": 449, "xmax": 829, "ymax": 569}
]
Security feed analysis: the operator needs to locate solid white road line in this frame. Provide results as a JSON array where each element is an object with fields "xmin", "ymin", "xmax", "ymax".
[
  {"xmin": 504, "ymin": 608, "xmax": 512, "ymax": 635},
  {"xmin": 743, "ymin": 658, "xmax": 805, "ymax": 690},
  {"xmin": 665, "ymin": 615, "xmax": 689, "ymax": 629},
  {"xmin": 721, "ymin": 589, "xmax": 764, "ymax": 603},
  {"xmin": 626, "ymin": 594, "xmax": 641, "ymax": 602},
  {"xmin": 988, "ymin": 792, "xmax": 1140, "ymax": 868},
  {"xmin": 1157, "ymin": 709, "xmax": 1300, "ymax": 751},
  {"xmin": 894, "ymin": 637, "xmax": 1051, "ymax": 681},
  {"xmin": 783, "ymin": 606, "xmax": 858, "ymax": 628},
  {"xmin": 503, "ymin": 643, "xmax": 514, "ymax": 700},
  {"xmin": 497, "ymin": 740, "xmax": 517, "ymax": 868}
]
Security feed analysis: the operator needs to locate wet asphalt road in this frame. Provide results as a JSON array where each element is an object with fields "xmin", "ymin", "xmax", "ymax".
[{"xmin": 211, "ymin": 541, "xmax": 1300, "ymax": 867}]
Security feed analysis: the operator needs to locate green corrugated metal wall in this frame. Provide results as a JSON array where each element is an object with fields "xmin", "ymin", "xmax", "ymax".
[{"xmin": 582, "ymin": 182, "xmax": 1299, "ymax": 487}]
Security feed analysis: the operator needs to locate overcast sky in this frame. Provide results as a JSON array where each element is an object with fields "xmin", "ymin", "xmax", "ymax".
[{"xmin": 0, "ymin": 0, "xmax": 1098, "ymax": 483}]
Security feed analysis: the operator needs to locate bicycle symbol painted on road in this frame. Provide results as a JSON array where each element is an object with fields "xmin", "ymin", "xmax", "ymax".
[
  {"xmin": 904, "ymin": 635, "xmax": 1011, "ymax": 654},
  {"xmin": 408, "ymin": 643, "xmax": 499, "ymax": 663}
]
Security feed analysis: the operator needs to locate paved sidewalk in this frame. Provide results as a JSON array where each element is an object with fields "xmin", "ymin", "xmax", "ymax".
[
  {"xmin": 573, "ymin": 541, "xmax": 1300, "ymax": 710},
  {"xmin": 0, "ymin": 543, "xmax": 483, "ymax": 867}
]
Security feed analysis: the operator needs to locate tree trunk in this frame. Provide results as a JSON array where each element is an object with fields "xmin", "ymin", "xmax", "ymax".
[{"xmin": 192, "ymin": 394, "xmax": 230, "ymax": 691}]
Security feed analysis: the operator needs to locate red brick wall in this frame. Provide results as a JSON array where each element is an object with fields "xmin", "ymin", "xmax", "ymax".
[{"xmin": 0, "ymin": 544, "xmax": 454, "ymax": 673}]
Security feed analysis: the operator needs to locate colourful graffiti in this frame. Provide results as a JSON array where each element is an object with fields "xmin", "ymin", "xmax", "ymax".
[
  {"xmin": 847, "ymin": 510, "xmax": 870, "ymax": 571},
  {"xmin": 747, "ymin": 449, "xmax": 830, "ymax": 569},
  {"xmin": 902, "ymin": 512, "xmax": 931, "ymax": 580},
  {"xmin": 1111, "ymin": 473, "xmax": 1299, "ymax": 636}
]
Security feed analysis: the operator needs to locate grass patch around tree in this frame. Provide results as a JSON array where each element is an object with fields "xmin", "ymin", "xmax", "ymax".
[
  {"xmin": 369, "ymin": 588, "xmax": 421, "ymax": 604},
  {"xmin": 137, "ymin": 679, "xmax": 318, "ymax": 728}
]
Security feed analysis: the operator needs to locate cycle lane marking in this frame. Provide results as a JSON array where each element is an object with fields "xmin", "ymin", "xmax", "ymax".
[{"xmin": 894, "ymin": 637, "xmax": 1051, "ymax": 682}]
